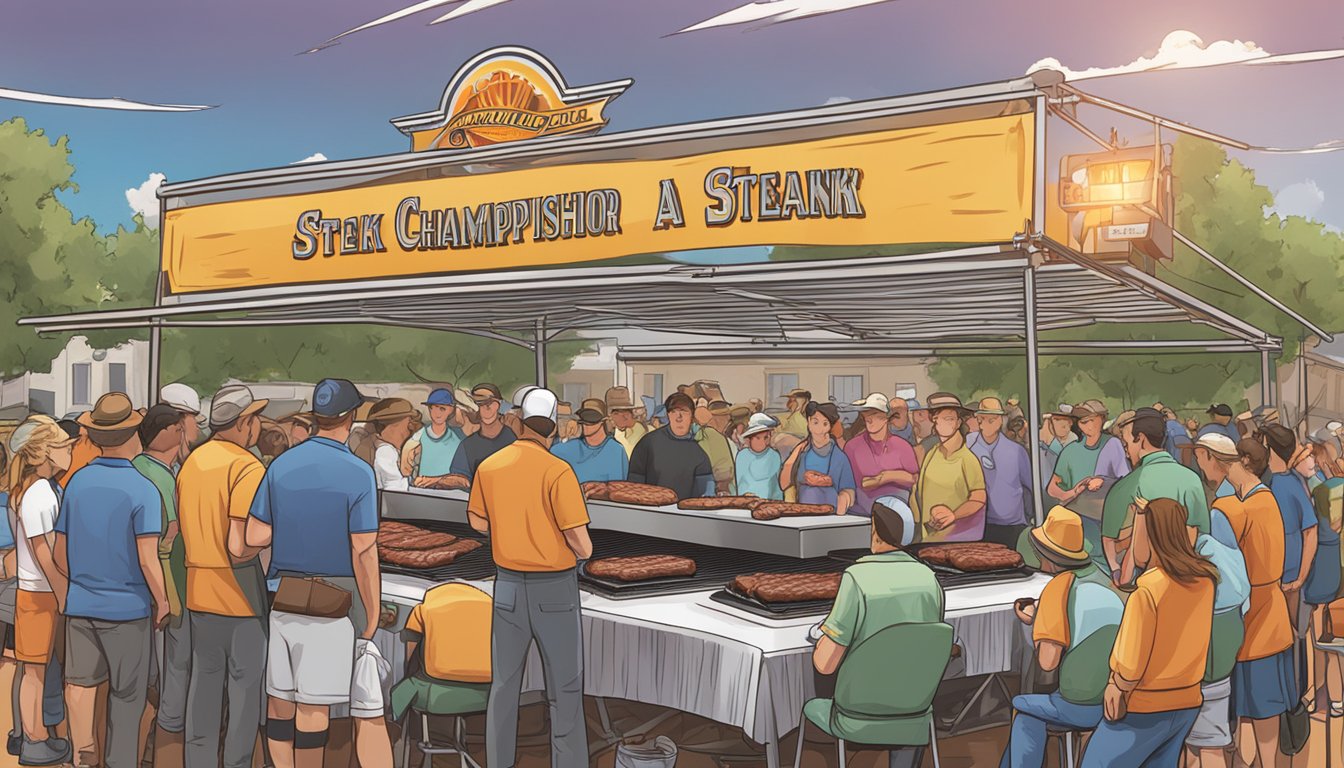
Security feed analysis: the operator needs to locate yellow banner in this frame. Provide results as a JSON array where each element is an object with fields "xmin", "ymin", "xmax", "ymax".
[{"xmin": 162, "ymin": 113, "xmax": 1034, "ymax": 294}]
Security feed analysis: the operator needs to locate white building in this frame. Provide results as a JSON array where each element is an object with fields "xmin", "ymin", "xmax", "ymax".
[{"xmin": 0, "ymin": 336, "xmax": 150, "ymax": 419}]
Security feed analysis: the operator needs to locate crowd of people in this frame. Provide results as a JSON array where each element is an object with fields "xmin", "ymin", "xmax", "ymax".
[{"xmin": 1, "ymin": 372, "xmax": 1342, "ymax": 768}]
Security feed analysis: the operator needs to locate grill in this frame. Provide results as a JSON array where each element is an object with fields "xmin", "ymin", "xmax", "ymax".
[
  {"xmin": 828, "ymin": 547, "xmax": 1039, "ymax": 589},
  {"xmin": 378, "ymin": 519, "xmax": 498, "ymax": 582}
]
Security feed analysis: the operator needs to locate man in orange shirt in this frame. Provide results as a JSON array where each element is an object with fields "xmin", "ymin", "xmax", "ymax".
[
  {"xmin": 1081, "ymin": 499, "xmax": 1216, "ymax": 767},
  {"xmin": 468, "ymin": 387, "xmax": 592, "ymax": 768},
  {"xmin": 177, "ymin": 384, "xmax": 269, "ymax": 768}
]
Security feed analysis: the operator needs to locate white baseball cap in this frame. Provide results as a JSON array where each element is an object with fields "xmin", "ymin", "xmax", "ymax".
[
  {"xmin": 851, "ymin": 392, "xmax": 891, "ymax": 413},
  {"xmin": 1195, "ymin": 433, "xmax": 1238, "ymax": 458},
  {"xmin": 160, "ymin": 383, "xmax": 201, "ymax": 414},
  {"xmin": 872, "ymin": 496, "xmax": 916, "ymax": 547},
  {"xmin": 740, "ymin": 412, "xmax": 780, "ymax": 439},
  {"xmin": 520, "ymin": 387, "xmax": 558, "ymax": 422}
]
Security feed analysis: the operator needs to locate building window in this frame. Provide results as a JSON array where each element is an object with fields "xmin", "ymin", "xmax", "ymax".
[
  {"xmin": 72, "ymin": 363, "xmax": 91, "ymax": 406},
  {"xmin": 829, "ymin": 375, "xmax": 864, "ymax": 405},
  {"xmin": 643, "ymin": 374, "xmax": 664, "ymax": 405},
  {"xmin": 561, "ymin": 382, "xmax": 590, "ymax": 409},
  {"xmin": 768, "ymin": 373, "xmax": 800, "ymax": 406},
  {"xmin": 108, "ymin": 362, "xmax": 127, "ymax": 395},
  {"xmin": 894, "ymin": 382, "xmax": 918, "ymax": 401}
]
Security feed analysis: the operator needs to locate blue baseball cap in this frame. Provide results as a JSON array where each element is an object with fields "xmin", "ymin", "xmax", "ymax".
[
  {"xmin": 423, "ymin": 388, "xmax": 456, "ymax": 407},
  {"xmin": 311, "ymin": 378, "xmax": 365, "ymax": 417}
]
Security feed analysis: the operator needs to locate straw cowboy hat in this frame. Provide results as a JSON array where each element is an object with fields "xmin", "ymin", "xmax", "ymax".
[
  {"xmin": 1030, "ymin": 506, "xmax": 1092, "ymax": 567},
  {"xmin": 78, "ymin": 392, "xmax": 144, "ymax": 432},
  {"xmin": 975, "ymin": 397, "xmax": 1007, "ymax": 416},
  {"xmin": 365, "ymin": 398, "xmax": 420, "ymax": 424},
  {"xmin": 924, "ymin": 392, "xmax": 974, "ymax": 419},
  {"xmin": 605, "ymin": 386, "xmax": 636, "ymax": 411}
]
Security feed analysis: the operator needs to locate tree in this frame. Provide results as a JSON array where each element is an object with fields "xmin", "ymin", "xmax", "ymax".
[{"xmin": 928, "ymin": 136, "xmax": 1344, "ymax": 415}]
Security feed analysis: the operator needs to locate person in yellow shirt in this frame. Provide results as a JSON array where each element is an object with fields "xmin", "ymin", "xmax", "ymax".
[
  {"xmin": 468, "ymin": 387, "xmax": 592, "ymax": 768},
  {"xmin": 1081, "ymin": 498, "xmax": 1216, "ymax": 768},
  {"xmin": 177, "ymin": 384, "xmax": 269, "ymax": 768},
  {"xmin": 605, "ymin": 387, "xmax": 647, "ymax": 458}
]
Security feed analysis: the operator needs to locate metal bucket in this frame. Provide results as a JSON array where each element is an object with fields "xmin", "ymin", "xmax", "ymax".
[{"xmin": 615, "ymin": 736, "xmax": 678, "ymax": 768}]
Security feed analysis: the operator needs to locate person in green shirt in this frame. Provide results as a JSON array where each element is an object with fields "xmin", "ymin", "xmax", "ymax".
[
  {"xmin": 814, "ymin": 495, "xmax": 944, "ymax": 709},
  {"xmin": 132, "ymin": 403, "xmax": 191, "ymax": 763},
  {"xmin": 1101, "ymin": 408, "xmax": 1210, "ymax": 587},
  {"xmin": 695, "ymin": 405, "xmax": 737, "ymax": 495}
]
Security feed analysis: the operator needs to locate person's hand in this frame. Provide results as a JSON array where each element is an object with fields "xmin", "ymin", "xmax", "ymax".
[
  {"xmin": 1284, "ymin": 579, "xmax": 1303, "ymax": 594},
  {"xmin": 861, "ymin": 476, "xmax": 881, "ymax": 490},
  {"xmin": 929, "ymin": 505, "xmax": 956, "ymax": 530},
  {"xmin": 1014, "ymin": 599, "xmax": 1037, "ymax": 625},
  {"xmin": 412, "ymin": 476, "xmax": 438, "ymax": 488},
  {"xmin": 1085, "ymin": 477, "xmax": 1104, "ymax": 492},
  {"xmin": 1103, "ymin": 682, "xmax": 1127, "ymax": 722},
  {"xmin": 155, "ymin": 599, "xmax": 171, "ymax": 629}
]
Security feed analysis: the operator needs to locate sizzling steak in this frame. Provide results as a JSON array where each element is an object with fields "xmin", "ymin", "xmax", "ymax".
[{"xmin": 585, "ymin": 555, "xmax": 698, "ymax": 582}]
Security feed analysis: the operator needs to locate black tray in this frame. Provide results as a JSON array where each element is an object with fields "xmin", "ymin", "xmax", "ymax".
[{"xmin": 709, "ymin": 589, "xmax": 833, "ymax": 619}]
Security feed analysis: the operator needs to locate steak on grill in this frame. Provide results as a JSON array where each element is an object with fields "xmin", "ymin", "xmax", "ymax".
[
  {"xmin": 914, "ymin": 543, "xmax": 1023, "ymax": 572},
  {"xmin": 582, "ymin": 482, "xmax": 610, "ymax": 500},
  {"xmin": 604, "ymin": 481, "xmax": 678, "ymax": 507},
  {"xmin": 585, "ymin": 555, "xmax": 697, "ymax": 582},
  {"xmin": 379, "ymin": 538, "xmax": 483, "ymax": 569},
  {"xmin": 677, "ymin": 496, "xmax": 765, "ymax": 511},
  {"xmin": 751, "ymin": 502, "xmax": 835, "ymax": 521},
  {"xmin": 378, "ymin": 526, "xmax": 460, "ymax": 551},
  {"xmin": 730, "ymin": 572, "xmax": 842, "ymax": 603}
]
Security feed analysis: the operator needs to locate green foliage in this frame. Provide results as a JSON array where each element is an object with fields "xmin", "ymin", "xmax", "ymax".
[{"xmin": 930, "ymin": 136, "xmax": 1344, "ymax": 416}]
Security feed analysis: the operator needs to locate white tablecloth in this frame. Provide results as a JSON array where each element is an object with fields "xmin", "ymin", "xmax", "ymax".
[{"xmin": 382, "ymin": 572, "xmax": 1050, "ymax": 745}]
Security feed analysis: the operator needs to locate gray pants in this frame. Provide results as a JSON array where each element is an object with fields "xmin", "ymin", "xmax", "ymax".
[
  {"xmin": 186, "ymin": 612, "xmax": 267, "ymax": 768},
  {"xmin": 157, "ymin": 609, "xmax": 192, "ymax": 732},
  {"xmin": 487, "ymin": 567, "xmax": 587, "ymax": 768},
  {"xmin": 65, "ymin": 617, "xmax": 152, "ymax": 768}
]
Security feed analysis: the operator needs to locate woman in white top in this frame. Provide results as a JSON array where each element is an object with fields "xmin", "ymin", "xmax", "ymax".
[{"xmin": 6, "ymin": 416, "xmax": 73, "ymax": 761}]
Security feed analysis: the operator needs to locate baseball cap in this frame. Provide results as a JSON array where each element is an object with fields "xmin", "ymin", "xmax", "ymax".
[
  {"xmin": 471, "ymin": 384, "xmax": 503, "ymax": 404},
  {"xmin": 311, "ymin": 378, "xmax": 365, "ymax": 418},
  {"xmin": 423, "ymin": 388, "xmax": 456, "ymax": 407},
  {"xmin": 852, "ymin": 393, "xmax": 891, "ymax": 413},
  {"xmin": 664, "ymin": 392, "xmax": 695, "ymax": 413},
  {"xmin": 520, "ymin": 387, "xmax": 559, "ymax": 422},
  {"xmin": 1206, "ymin": 403, "xmax": 1233, "ymax": 417},
  {"xmin": 160, "ymin": 383, "xmax": 202, "ymax": 415},
  {"xmin": 210, "ymin": 384, "xmax": 268, "ymax": 428},
  {"xmin": 1195, "ymin": 433, "xmax": 1238, "ymax": 458},
  {"xmin": 576, "ymin": 398, "xmax": 607, "ymax": 425}
]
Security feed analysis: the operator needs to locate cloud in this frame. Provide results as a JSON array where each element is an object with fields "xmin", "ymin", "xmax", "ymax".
[
  {"xmin": 675, "ymin": 0, "xmax": 898, "ymax": 34},
  {"xmin": 1267, "ymin": 180, "xmax": 1326, "ymax": 221},
  {"xmin": 1027, "ymin": 30, "xmax": 1344, "ymax": 81},
  {"xmin": 302, "ymin": 0, "xmax": 516, "ymax": 52},
  {"xmin": 126, "ymin": 173, "xmax": 166, "ymax": 228},
  {"xmin": 292, "ymin": 152, "xmax": 328, "ymax": 164},
  {"xmin": 0, "ymin": 86, "xmax": 212, "ymax": 112}
]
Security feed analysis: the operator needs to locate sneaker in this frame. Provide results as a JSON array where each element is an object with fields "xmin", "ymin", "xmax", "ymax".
[
  {"xmin": 18, "ymin": 736, "xmax": 72, "ymax": 766},
  {"xmin": 7, "ymin": 731, "xmax": 19, "ymax": 756}
]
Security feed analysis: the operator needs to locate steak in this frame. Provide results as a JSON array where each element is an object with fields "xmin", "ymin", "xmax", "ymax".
[
  {"xmin": 803, "ymin": 470, "xmax": 834, "ymax": 487},
  {"xmin": 377, "ymin": 521, "xmax": 459, "ymax": 550},
  {"xmin": 604, "ymin": 481, "xmax": 679, "ymax": 507},
  {"xmin": 677, "ymin": 496, "xmax": 765, "ymax": 511},
  {"xmin": 914, "ymin": 543, "xmax": 1023, "ymax": 572},
  {"xmin": 379, "ymin": 538, "xmax": 483, "ymax": 569},
  {"xmin": 751, "ymin": 502, "xmax": 835, "ymax": 521},
  {"xmin": 582, "ymin": 482, "xmax": 610, "ymax": 500},
  {"xmin": 585, "ymin": 555, "xmax": 697, "ymax": 582},
  {"xmin": 730, "ymin": 572, "xmax": 842, "ymax": 603}
]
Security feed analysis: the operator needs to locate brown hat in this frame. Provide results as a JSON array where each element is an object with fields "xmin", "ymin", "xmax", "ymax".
[
  {"xmin": 975, "ymin": 397, "xmax": 1007, "ymax": 416},
  {"xmin": 78, "ymin": 392, "xmax": 144, "ymax": 432},
  {"xmin": 707, "ymin": 400, "xmax": 733, "ymax": 416},
  {"xmin": 925, "ymin": 392, "xmax": 973, "ymax": 419},
  {"xmin": 576, "ymin": 398, "xmax": 608, "ymax": 425},
  {"xmin": 1068, "ymin": 400, "xmax": 1109, "ymax": 421},
  {"xmin": 782, "ymin": 388, "xmax": 811, "ymax": 401},
  {"xmin": 605, "ymin": 386, "xmax": 635, "ymax": 411},
  {"xmin": 366, "ymin": 398, "xmax": 420, "ymax": 423},
  {"xmin": 470, "ymin": 384, "xmax": 503, "ymax": 404}
]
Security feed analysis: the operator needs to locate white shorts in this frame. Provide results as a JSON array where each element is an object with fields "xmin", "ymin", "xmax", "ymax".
[
  {"xmin": 1186, "ymin": 678, "xmax": 1233, "ymax": 749},
  {"xmin": 267, "ymin": 611, "xmax": 355, "ymax": 707}
]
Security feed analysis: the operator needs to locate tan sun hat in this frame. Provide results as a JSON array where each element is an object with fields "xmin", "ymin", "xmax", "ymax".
[{"xmin": 78, "ymin": 392, "xmax": 144, "ymax": 432}]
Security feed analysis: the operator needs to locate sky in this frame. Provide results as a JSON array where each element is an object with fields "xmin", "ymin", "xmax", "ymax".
[{"xmin": 2, "ymin": 0, "xmax": 1343, "ymax": 233}]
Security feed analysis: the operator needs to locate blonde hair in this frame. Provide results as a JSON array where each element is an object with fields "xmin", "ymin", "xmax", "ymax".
[{"xmin": 7, "ymin": 416, "xmax": 70, "ymax": 510}]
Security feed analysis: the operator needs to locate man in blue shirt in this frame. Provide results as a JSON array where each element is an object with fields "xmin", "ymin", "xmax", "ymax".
[
  {"xmin": 246, "ymin": 378, "xmax": 388, "ymax": 768},
  {"xmin": 446, "ymin": 384, "xmax": 517, "ymax": 487},
  {"xmin": 407, "ymin": 388, "xmax": 466, "ymax": 489},
  {"xmin": 550, "ymin": 398, "xmax": 628, "ymax": 483},
  {"xmin": 1198, "ymin": 404, "xmax": 1243, "ymax": 446},
  {"xmin": 55, "ymin": 393, "xmax": 168, "ymax": 768}
]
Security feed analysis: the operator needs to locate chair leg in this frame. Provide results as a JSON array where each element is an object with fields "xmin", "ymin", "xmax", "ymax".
[
  {"xmin": 928, "ymin": 718, "xmax": 941, "ymax": 768},
  {"xmin": 794, "ymin": 716, "xmax": 807, "ymax": 768},
  {"xmin": 837, "ymin": 738, "xmax": 847, "ymax": 768},
  {"xmin": 400, "ymin": 714, "xmax": 412, "ymax": 768},
  {"xmin": 1065, "ymin": 732, "xmax": 1075, "ymax": 768},
  {"xmin": 420, "ymin": 713, "xmax": 433, "ymax": 768}
]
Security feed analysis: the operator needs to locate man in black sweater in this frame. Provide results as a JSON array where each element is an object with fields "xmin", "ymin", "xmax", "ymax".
[{"xmin": 627, "ymin": 393, "xmax": 715, "ymax": 500}]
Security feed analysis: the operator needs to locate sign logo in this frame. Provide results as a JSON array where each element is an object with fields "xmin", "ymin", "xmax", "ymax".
[{"xmin": 391, "ymin": 46, "xmax": 633, "ymax": 151}]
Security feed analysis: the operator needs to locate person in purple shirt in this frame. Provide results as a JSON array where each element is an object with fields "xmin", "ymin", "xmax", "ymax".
[
  {"xmin": 966, "ymin": 397, "xmax": 1034, "ymax": 548},
  {"xmin": 844, "ymin": 393, "xmax": 919, "ymax": 516}
]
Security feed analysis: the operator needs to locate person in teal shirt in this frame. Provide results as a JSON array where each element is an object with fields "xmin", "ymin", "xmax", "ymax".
[
  {"xmin": 1101, "ymin": 408, "xmax": 1210, "ymax": 586},
  {"xmin": 408, "ymin": 388, "xmax": 465, "ymax": 488},
  {"xmin": 734, "ymin": 413, "xmax": 783, "ymax": 500}
]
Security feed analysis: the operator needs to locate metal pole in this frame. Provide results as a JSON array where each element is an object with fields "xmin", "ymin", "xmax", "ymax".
[
  {"xmin": 1261, "ymin": 349, "xmax": 1272, "ymax": 407},
  {"xmin": 1025, "ymin": 266, "xmax": 1045, "ymax": 527},
  {"xmin": 535, "ymin": 317, "xmax": 548, "ymax": 388},
  {"xmin": 148, "ymin": 270, "xmax": 164, "ymax": 406}
]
